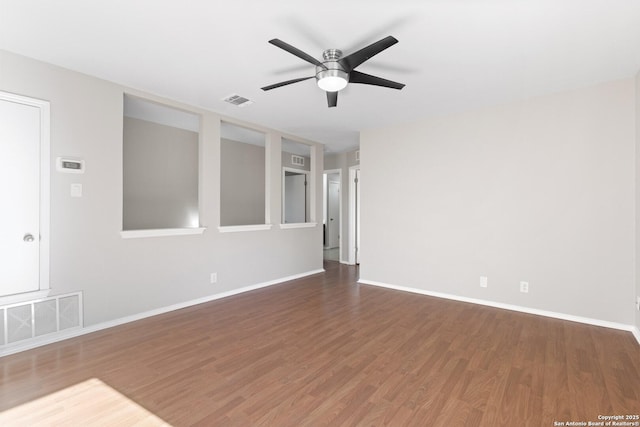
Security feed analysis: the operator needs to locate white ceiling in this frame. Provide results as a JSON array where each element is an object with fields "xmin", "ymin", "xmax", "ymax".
[{"xmin": 2, "ymin": 0, "xmax": 640, "ymax": 153}]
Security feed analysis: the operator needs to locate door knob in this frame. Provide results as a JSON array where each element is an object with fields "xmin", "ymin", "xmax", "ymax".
[{"xmin": 23, "ymin": 233, "xmax": 35, "ymax": 242}]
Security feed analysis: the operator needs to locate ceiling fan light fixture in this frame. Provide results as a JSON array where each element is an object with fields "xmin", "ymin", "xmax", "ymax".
[
  {"xmin": 317, "ymin": 69, "xmax": 348, "ymax": 92},
  {"xmin": 263, "ymin": 37, "xmax": 404, "ymax": 107}
]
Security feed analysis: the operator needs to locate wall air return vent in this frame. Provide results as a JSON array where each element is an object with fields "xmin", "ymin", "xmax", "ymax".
[
  {"xmin": 222, "ymin": 94, "xmax": 254, "ymax": 108},
  {"xmin": 291, "ymin": 155, "xmax": 305, "ymax": 167},
  {"xmin": 1, "ymin": 292, "xmax": 82, "ymax": 347}
]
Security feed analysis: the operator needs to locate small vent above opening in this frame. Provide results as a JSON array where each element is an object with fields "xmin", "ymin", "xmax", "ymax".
[
  {"xmin": 222, "ymin": 94, "xmax": 254, "ymax": 108},
  {"xmin": 291, "ymin": 155, "xmax": 305, "ymax": 166}
]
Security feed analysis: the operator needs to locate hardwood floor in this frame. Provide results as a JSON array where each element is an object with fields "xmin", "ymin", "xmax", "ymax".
[{"xmin": 1, "ymin": 262, "xmax": 639, "ymax": 426}]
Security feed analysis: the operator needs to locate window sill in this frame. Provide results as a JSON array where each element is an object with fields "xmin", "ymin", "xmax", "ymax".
[
  {"xmin": 280, "ymin": 222, "xmax": 318, "ymax": 229},
  {"xmin": 120, "ymin": 227, "xmax": 206, "ymax": 239},
  {"xmin": 218, "ymin": 224, "xmax": 273, "ymax": 233}
]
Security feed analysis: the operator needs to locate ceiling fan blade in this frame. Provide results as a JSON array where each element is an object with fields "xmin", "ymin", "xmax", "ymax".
[
  {"xmin": 326, "ymin": 91, "xmax": 338, "ymax": 108},
  {"xmin": 269, "ymin": 39, "xmax": 327, "ymax": 69},
  {"xmin": 261, "ymin": 76, "xmax": 314, "ymax": 91},
  {"xmin": 349, "ymin": 70, "xmax": 405, "ymax": 90},
  {"xmin": 338, "ymin": 36, "xmax": 399, "ymax": 72}
]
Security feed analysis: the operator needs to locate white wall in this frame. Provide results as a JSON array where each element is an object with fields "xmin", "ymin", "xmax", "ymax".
[
  {"xmin": 361, "ymin": 79, "xmax": 636, "ymax": 325},
  {"xmin": 0, "ymin": 50, "xmax": 323, "ymax": 327}
]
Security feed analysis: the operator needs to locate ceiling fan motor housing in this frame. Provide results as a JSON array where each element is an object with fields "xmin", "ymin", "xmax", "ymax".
[{"xmin": 316, "ymin": 49, "xmax": 348, "ymax": 92}]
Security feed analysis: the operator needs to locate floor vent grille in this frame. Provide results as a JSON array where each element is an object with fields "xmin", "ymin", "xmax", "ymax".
[{"xmin": 0, "ymin": 292, "xmax": 82, "ymax": 346}]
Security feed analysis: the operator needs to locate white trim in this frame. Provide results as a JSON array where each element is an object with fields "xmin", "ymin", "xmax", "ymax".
[
  {"xmin": 217, "ymin": 224, "xmax": 272, "ymax": 233},
  {"xmin": 40, "ymin": 99, "xmax": 51, "ymax": 293},
  {"xmin": 282, "ymin": 165, "xmax": 309, "ymax": 173},
  {"xmin": 348, "ymin": 165, "xmax": 360, "ymax": 265},
  {"xmin": 0, "ymin": 91, "xmax": 51, "ymax": 296},
  {"xmin": 358, "ymin": 278, "xmax": 638, "ymax": 334},
  {"xmin": 264, "ymin": 133, "xmax": 272, "ymax": 225},
  {"xmin": 0, "ymin": 290, "xmax": 50, "ymax": 306},
  {"xmin": 120, "ymin": 227, "xmax": 206, "ymax": 238},
  {"xmin": 280, "ymin": 222, "xmax": 317, "ymax": 229},
  {"xmin": 0, "ymin": 269, "xmax": 324, "ymax": 357},
  {"xmin": 632, "ymin": 326, "xmax": 640, "ymax": 346}
]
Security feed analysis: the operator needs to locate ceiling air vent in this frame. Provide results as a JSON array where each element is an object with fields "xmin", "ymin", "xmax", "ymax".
[
  {"xmin": 222, "ymin": 94, "xmax": 253, "ymax": 108},
  {"xmin": 291, "ymin": 155, "xmax": 305, "ymax": 166}
]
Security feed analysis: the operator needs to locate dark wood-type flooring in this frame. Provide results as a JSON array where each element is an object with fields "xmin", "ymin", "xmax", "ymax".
[{"xmin": 1, "ymin": 262, "xmax": 639, "ymax": 426}]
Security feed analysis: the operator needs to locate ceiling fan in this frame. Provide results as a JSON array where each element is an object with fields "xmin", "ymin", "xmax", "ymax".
[{"xmin": 261, "ymin": 35, "xmax": 405, "ymax": 108}]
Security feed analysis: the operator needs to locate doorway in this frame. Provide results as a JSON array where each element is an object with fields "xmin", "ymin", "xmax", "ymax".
[
  {"xmin": 323, "ymin": 170, "xmax": 341, "ymax": 262},
  {"xmin": 0, "ymin": 91, "xmax": 50, "ymax": 303}
]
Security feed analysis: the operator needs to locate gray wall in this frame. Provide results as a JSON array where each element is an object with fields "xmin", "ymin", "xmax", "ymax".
[
  {"xmin": 220, "ymin": 139, "xmax": 265, "ymax": 226},
  {"xmin": 123, "ymin": 117, "xmax": 199, "ymax": 230},
  {"xmin": 324, "ymin": 149, "xmax": 359, "ymax": 170},
  {"xmin": 360, "ymin": 78, "xmax": 636, "ymax": 325},
  {"xmin": 0, "ymin": 50, "xmax": 323, "ymax": 327}
]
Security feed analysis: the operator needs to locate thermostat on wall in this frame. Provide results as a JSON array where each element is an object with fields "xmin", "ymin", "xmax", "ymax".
[{"xmin": 56, "ymin": 157, "xmax": 85, "ymax": 174}]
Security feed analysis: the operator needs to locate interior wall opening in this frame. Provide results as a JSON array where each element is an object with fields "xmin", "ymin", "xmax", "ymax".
[
  {"xmin": 122, "ymin": 94, "xmax": 201, "ymax": 231},
  {"xmin": 281, "ymin": 138, "xmax": 314, "ymax": 224},
  {"xmin": 219, "ymin": 121, "xmax": 267, "ymax": 227}
]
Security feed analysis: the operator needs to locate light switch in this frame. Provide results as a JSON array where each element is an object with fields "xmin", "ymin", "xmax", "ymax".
[{"xmin": 70, "ymin": 183, "xmax": 82, "ymax": 198}]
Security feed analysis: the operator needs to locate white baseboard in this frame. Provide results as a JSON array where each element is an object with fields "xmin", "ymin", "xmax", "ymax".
[
  {"xmin": 359, "ymin": 278, "xmax": 639, "ymax": 339},
  {"xmin": 632, "ymin": 326, "xmax": 640, "ymax": 346},
  {"xmin": 1, "ymin": 268, "xmax": 325, "ymax": 358}
]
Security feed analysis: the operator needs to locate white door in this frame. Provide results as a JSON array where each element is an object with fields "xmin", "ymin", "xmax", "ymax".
[
  {"xmin": 327, "ymin": 180, "xmax": 340, "ymax": 248},
  {"xmin": 0, "ymin": 95, "xmax": 43, "ymax": 296}
]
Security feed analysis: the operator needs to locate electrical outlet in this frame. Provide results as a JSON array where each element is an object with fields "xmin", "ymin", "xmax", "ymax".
[
  {"xmin": 520, "ymin": 281, "xmax": 529, "ymax": 293},
  {"xmin": 210, "ymin": 273, "xmax": 217, "ymax": 284},
  {"xmin": 480, "ymin": 276, "xmax": 488, "ymax": 288}
]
